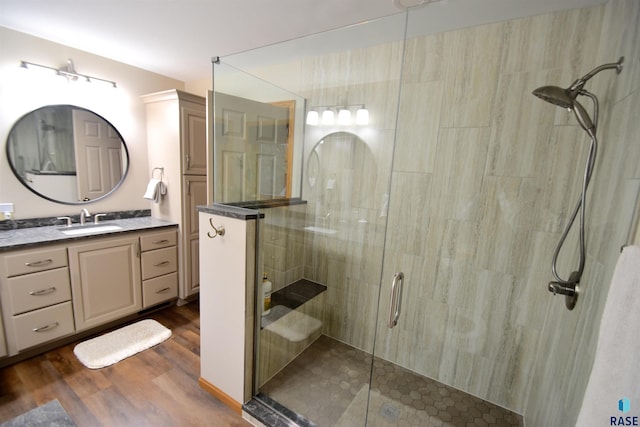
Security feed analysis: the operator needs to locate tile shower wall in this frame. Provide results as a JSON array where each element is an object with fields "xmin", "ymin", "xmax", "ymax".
[
  {"xmin": 291, "ymin": 0, "xmax": 638, "ymax": 423},
  {"xmin": 262, "ymin": 204, "xmax": 307, "ymax": 292},
  {"xmin": 525, "ymin": 0, "xmax": 640, "ymax": 425},
  {"xmin": 300, "ymin": 41, "xmax": 404, "ymax": 353}
]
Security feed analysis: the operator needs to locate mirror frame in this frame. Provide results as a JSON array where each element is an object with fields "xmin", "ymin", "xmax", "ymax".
[{"xmin": 6, "ymin": 104, "xmax": 130, "ymax": 205}]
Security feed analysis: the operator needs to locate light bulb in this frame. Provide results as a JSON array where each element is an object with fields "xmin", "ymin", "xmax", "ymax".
[
  {"xmin": 306, "ymin": 110, "xmax": 319, "ymax": 126},
  {"xmin": 321, "ymin": 110, "xmax": 335, "ymax": 125},
  {"xmin": 355, "ymin": 108, "xmax": 369, "ymax": 125},
  {"xmin": 337, "ymin": 109, "xmax": 351, "ymax": 125}
]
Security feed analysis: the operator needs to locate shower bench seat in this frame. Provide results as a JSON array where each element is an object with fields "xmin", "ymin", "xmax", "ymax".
[{"xmin": 260, "ymin": 279, "xmax": 326, "ymax": 328}]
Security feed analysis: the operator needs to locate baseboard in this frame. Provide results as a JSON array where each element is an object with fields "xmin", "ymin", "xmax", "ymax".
[{"xmin": 199, "ymin": 377, "xmax": 242, "ymax": 415}]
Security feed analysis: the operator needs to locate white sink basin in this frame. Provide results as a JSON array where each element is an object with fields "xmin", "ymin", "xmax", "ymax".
[{"xmin": 59, "ymin": 224, "xmax": 123, "ymax": 236}]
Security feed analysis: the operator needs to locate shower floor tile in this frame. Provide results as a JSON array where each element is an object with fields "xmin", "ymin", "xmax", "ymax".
[{"xmin": 260, "ymin": 335, "xmax": 523, "ymax": 427}]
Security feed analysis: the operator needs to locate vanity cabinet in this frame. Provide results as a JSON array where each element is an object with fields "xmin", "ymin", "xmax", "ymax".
[
  {"xmin": 142, "ymin": 89, "xmax": 207, "ymax": 302},
  {"xmin": 0, "ymin": 224, "xmax": 178, "ymax": 361},
  {"xmin": 0, "ymin": 245, "xmax": 75, "ymax": 355},
  {"xmin": 68, "ymin": 235, "xmax": 142, "ymax": 331}
]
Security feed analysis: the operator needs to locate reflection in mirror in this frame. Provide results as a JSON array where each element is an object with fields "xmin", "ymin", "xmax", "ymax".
[
  {"xmin": 306, "ymin": 131, "xmax": 377, "ymax": 231},
  {"xmin": 214, "ymin": 92, "xmax": 291, "ymax": 202},
  {"xmin": 6, "ymin": 105, "xmax": 129, "ymax": 204},
  {"xmin": 212, "ymin": 60, "xmax": 305, "ymax": 205}
]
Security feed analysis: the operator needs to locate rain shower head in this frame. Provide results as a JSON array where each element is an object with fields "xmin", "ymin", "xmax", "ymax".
[
  {"xmin": 532, "ymin": 85, "xmax": 575, "ymax": 109},
  {"xmin": 532, "ymin": 85, "xmax": 595, "ymax": 133}
]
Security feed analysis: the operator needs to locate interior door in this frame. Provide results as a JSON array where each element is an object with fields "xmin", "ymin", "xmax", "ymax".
[
  {"xmin": 213, "ymin": 92, "xmax": 289, "ymax": 203},
  {"xmin": 72, "ymin": 109, "xmax": 123, "ymax": 201}
]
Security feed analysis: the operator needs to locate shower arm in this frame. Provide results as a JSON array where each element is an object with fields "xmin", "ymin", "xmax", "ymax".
[{"xmin": 568, "ymin": 58, "xmax": 624, "ymax": 97}]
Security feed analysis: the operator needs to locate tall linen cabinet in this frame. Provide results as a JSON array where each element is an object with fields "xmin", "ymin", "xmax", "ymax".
[{"xmin": 142, "ymin": 89, "xmax": 207, "ymax": 302}]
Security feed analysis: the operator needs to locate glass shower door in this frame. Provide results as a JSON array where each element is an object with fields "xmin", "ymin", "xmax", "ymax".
[{"xmin": 216, "ymin": 12, "xmax": 407, "ymax": 426}]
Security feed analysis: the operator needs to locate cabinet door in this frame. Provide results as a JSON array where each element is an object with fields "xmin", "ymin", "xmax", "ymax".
[
  {"xmin": 68, "ymin": 236, "xmax": 142, "ymax": 331},
  {"xmin": 183, "ymin": 176, "xmax": 207, "ymax": 298},
  {"xmin": 181, "ymin": 101, "xmax": 207, "ymax": 175}
]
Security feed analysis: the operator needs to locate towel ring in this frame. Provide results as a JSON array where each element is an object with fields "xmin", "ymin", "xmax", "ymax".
[{"xmin": 152, "ymin": 167, "xmax": 164, "ymax": 181}]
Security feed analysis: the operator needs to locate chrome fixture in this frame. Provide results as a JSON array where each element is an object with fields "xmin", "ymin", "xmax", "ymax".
[
  {"xmin": 207, "ymin": 218, "xmax": 226, "ymax": 238},
  {"xmin": 94, "ymin": 214, "xmax": 107, "ymax": 224},
  {"xmin": 20, "ymin": 58, "xmax": 117, "ymax": 88},
  {"xmin": 387, "ymin": 272, "xmax": 404, "ymax": 328},
  {"xmin": 532, "ymin": 57, "xmax": 624, "ymax": 310},
  {"xmin": 306, "ymin": 103, "xmax": 369, "ymax": 126},
  {"xmin": 79, "ymin": 208, "xmax": 91, "ymax": 225},
  {"xmin": 57, "ymin": 216, "xmax": 72, "ymax": 227}
]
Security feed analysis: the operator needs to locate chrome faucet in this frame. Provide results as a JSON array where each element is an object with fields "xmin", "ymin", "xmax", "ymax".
[{"xmin": 79, "ymin": 208, "xmax": 91, "ymax": 225}]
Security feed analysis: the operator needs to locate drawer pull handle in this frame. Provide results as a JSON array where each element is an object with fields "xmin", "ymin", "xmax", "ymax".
[
  {"xmin": 156, "ymin": 287, "xmax": 171, "ymax": 294},
  {"xmin": 154, "ymin": 261, "xmax": 170, "ymax": 267},
  {"xmin": 153, "ymin": 239, "xmax": 170, "ymax": 244},
  {"xmin": 33, "ymin": 322, "xmax": 59, "ymax": 333},
  {"xmin": 29, "ymin": 287, "xmax": 57, "ymax": 296},
  {"xmin": 25, "ymin": 259, "xmax": 53, "ymax": 267}
]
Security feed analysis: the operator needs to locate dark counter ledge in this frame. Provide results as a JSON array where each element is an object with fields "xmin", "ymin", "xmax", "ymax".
[
  {"xmin": 196, "ymin": 203, "xmax": 264, "ymax": 220},
  {"xmin": 224, "ymin": 198, "xmax": 307, "ymax": 210}
]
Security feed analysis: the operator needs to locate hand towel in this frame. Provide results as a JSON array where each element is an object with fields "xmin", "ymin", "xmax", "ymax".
[
  {"xmin": 143, "ymin": 178, "xmax": 166, "ymax": 203},
  {"xmin": 576, "ymin": 245, "xmax": 640, "ymax": 426}
]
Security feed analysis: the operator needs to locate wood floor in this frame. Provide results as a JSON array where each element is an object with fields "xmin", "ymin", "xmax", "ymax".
[{"xmin": 0, "ymin": 301, "xmax": 251, "ymax": 427}]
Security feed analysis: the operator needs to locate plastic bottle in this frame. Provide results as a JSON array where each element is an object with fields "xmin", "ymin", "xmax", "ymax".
[{"xmin": 262, "ymin": 274, "xmax": 272, "ymax": 316}]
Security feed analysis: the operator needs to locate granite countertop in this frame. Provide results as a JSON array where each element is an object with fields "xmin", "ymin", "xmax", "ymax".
[
  {"xmin": 0, "ymin": 217, "xmax": 178, "ymax": 252},
  {"xmin": 196, "ymin": 203, "xmax": 264, "ymax": 220}
]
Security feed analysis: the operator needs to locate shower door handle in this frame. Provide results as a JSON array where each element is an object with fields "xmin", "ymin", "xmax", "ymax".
[{"xmin": 387, "ymin": 272, "xmax": 404, "ymax": 329}]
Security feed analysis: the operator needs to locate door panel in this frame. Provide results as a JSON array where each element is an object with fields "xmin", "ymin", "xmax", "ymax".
[
  {"xmin": 214, "ymin": 92, "xmax": 289, "ymax": 203},
  {"xmin": 72, "ymin": 109, "xmax": 123, "ymax": 201}
]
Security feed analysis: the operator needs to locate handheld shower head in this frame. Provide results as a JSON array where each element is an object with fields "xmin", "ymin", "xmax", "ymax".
[
  {"xmin": 532, "ymin": 85, "xmax": 575, "ymax": 109},
  {"xmin": 532, "ymin": 85, "xmax": 595, "ymax": 133}
]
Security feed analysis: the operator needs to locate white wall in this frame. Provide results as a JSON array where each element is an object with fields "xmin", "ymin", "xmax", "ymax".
[{"xmin": 0, "ymin": 27, "xmax": 184, "ymax": 219}]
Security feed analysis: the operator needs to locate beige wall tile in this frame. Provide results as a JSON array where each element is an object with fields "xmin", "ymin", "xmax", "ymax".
[{"xmin": 440, "ymin": 22, "xmax": 504, "ymax": 128}]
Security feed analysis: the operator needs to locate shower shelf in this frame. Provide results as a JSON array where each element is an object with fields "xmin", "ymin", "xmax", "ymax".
[{"xmin": 260, "ymin": 279, "xmax": 326, "ymax": 328}]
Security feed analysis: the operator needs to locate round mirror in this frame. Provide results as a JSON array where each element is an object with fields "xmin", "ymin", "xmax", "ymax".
[
  {"xmin": 307, "ymin": 131, "xmax": 377, "ymax": 211},
  {"xmin": 6, "ymin": 105, "xmax": 129, "ymax": 204}
]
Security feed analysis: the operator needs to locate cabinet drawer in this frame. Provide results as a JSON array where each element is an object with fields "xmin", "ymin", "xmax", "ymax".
[
  {"xmin": 140, "ymin": 230, "xmax": 177, "ymax": 252},
  {"xmin": 141, "ymin": 246, "xmax": 177, "ymax": 280},
  {"xmin": 4, "ymin": 247, "xmax": 68, "ymax": 277},
  {"xmin": 143, "ymin": 272, "xmax": 178, "ymax": 308},
  {"xmin": 5, "ymin": 267, "xmax": 71, "ymax": 315},
  {"xmin": 11, "ymin": 301, "xmax": 75, "ymax": 352}
]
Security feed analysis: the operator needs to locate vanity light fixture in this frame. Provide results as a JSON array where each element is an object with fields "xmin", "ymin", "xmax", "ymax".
[
  {"xmin": 306, "ymin": 104, "xmax": 369, "ymax": 126},
  {"xmin": 20, "ymin": 58, "xmax": 117, "ymax": 88}
]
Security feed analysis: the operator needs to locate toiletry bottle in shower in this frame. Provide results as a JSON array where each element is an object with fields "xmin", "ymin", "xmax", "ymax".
[{"xmin": 262, "ymin": 274, "xmax": 272, "ymax": 316}]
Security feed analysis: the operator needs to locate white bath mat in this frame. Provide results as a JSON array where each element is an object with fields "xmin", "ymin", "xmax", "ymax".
[{"xmin": 73, "ymin": 319, "xmax": 171, "ymax": 369}]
